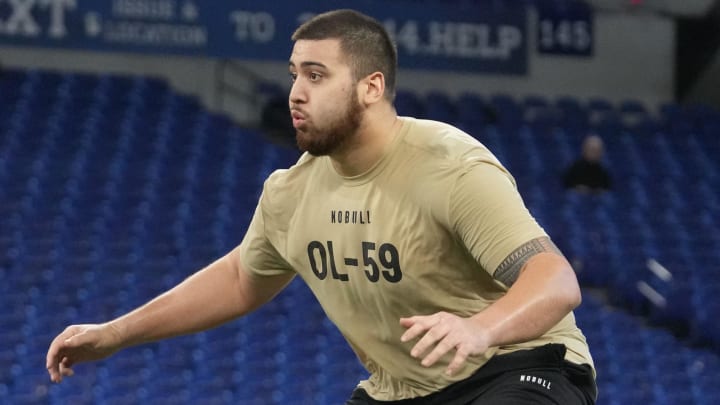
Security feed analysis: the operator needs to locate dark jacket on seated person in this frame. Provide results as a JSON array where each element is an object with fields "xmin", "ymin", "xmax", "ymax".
[{"xmin": 563, "ymin": 135, "xmax": 612, "ymax": 192}]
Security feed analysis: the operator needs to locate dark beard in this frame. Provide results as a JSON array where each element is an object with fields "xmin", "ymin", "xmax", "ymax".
[{"xmin": 296, "ymin": 92, "xmax": 363, "ymax": 156}]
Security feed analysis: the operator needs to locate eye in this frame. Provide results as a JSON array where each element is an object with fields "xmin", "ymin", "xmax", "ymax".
[
  {"xmin": 289, "ymin": 72, "xmax": 298, "ymax": 82},
  {"xmin": 309, "ymin": 72, "xmax": 322, "ymax": 82}
]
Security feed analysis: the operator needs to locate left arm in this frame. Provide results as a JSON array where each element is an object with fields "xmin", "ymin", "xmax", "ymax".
[
  {"xmin": 400, "ymin": 160, "xmax": 581, "ymax": 376},
  {"xmin": 400, "ymin": 239, "xmax": 580, "ymax": 376},
  {"xmin": 480, "ymin": 253, "xmax": 580, "ymax": 341},
  {"xmin": 400, "ymin": 238, "xmax": 581, "ymax": 374},
  {"xmin": 471, "ymin": 237, "xmax": 581, "ymax": 347}
]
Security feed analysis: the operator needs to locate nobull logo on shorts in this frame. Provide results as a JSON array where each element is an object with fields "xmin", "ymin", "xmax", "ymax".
[
  {"xmin": 519, "ymin": 374, "xmax": 552, "ymax": 390},
  {"xmin": 0, "ymin": 0, "xmax": 76, "ymax": 38}
]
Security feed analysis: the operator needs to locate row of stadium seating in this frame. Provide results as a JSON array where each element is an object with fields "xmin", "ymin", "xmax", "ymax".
[
  {"xmin": 1, "ymin": 68, "xmax": 719, "ymax": 404},
  {"xmin": 394, "ymin": 89, "xmax": 720, "ymax": 139}
]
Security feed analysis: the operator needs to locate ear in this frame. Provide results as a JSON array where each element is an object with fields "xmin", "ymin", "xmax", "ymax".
[{"xmin": 359, "ymin": 72, "xmax": 386, "ymax": 106}]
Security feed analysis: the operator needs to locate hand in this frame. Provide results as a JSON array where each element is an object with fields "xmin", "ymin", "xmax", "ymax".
[
  {"xmin": 46, "ymin": 323, "xmax": 123, "ymax": 383},
  {"xmin": 400, "ymin": 312, "xmax": 491, "ymax": 376}
]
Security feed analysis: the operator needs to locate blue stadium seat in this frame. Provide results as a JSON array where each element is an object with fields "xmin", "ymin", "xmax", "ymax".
[
  {"xmin": 394, "ymin": 90, "xmax": 425, "ymax": 117},
  {"xmin": 489, "ymin": 93, "xmax": 523, "ymax": 132},
  {"xmin": 456, "ymin": 92, "xmax": 490, "ymax": 131},
  {"xmin": 424, "ymin": 91, "xmax": 458, "ymax": 124}
]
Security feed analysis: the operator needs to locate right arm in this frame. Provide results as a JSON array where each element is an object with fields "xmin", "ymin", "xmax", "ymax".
[{"xmin": 46, "ymin": 246, "xmax": 294, "ymax": 382}]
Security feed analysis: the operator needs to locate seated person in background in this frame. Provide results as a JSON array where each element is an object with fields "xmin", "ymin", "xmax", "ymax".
[{"xmin": 563, "ymin": 135, "xmax": 612, "ymax": 193}]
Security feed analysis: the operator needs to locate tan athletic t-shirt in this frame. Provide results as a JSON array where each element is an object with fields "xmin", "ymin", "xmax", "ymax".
[{"xmin": 239, "ymin": 117, "xmax": 594, "ymax": 400}]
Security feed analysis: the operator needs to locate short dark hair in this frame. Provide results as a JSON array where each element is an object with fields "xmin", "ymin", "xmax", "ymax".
[{"xmin": 292, "ymin": 9, "xmax": 397, "ymax": 101}]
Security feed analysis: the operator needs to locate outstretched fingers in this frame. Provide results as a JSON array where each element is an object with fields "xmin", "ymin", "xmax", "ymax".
[
  {"xmin": 400, "ymin": 312, "xmax": 488, "ymax": 376},
  {"xmin": 399, "ymin": 316, "xmax": 430, "ymax": 343},
  {"xmin": 446, "ymin": 346, "xmax": 471, "ymax": 376},
  {"xmin": 399, "ymin": 314, "xmax": 443, "ymax": 349},
  {"xmin": 400, "ymin": 313, "xmax": 453, "ymax": 366}
]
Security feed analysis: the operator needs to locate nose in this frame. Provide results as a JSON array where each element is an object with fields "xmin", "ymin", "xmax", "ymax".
[{"xmin": 289, "ymin": 79, "xmax": 306, "ymax": 106}]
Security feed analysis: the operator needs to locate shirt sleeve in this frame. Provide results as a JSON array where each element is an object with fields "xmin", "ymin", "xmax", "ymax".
[
  {"xmin": 238, "ymin": 197, "xmax": 295, "ymax": 277},
  {"xmin": 450, "ymin": 160, "xmax": 548, "ymax": 278}
]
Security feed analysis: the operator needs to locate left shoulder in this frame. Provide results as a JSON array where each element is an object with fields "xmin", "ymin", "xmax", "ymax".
[
  {"xmin": 399, "ymin": 117, "xmax": 507, "ymax": 174},
  {"xmin": 401, "ymin": 117, "xmax": 479, "ymax": 150}
]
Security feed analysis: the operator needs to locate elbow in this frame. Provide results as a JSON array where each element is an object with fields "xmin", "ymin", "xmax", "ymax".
[
  {"xmin": 561, "ymin": 267, "xmax": 583, "ymax": 312},
  {"xmin": 567, "ymin": 283, "xmax": 582, "ymax": 311},
  {"xmin": 517, "ymin": 254, "xmax": 583, "ymax": 317},
  {"xmin": 538, "ymin": 254, "xmax": 583, "ymax": 312}
]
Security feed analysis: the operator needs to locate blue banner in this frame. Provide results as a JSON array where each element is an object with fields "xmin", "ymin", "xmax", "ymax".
[{"xmin": 0, "ymin": 0, "xmax": 528, "ymax": 74}]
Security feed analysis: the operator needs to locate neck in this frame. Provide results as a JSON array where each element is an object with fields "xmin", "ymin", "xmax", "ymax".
[{"xmin": 330, "ymin": 106, "xmax": 399, "ymax": 177}]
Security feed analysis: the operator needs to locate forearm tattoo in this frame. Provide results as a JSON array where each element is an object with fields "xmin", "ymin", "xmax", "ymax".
[{"xmin": 493, "ymin": 236, "xmax": 563, "ymax": 286}]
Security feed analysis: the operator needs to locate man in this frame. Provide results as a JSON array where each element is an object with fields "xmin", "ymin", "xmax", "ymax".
[
  {"xmin": 563, "ymin": 134, "xmax": 612, "ymax": 193},
  {"xmin": 47, "ymin": 9, "xmax": 596, "ymax": 404}
]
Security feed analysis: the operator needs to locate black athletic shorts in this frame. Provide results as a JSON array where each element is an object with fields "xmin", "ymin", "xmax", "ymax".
[{"xmin": 345, "ymin": 344, "xmax": 597, "ymax": 405}]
